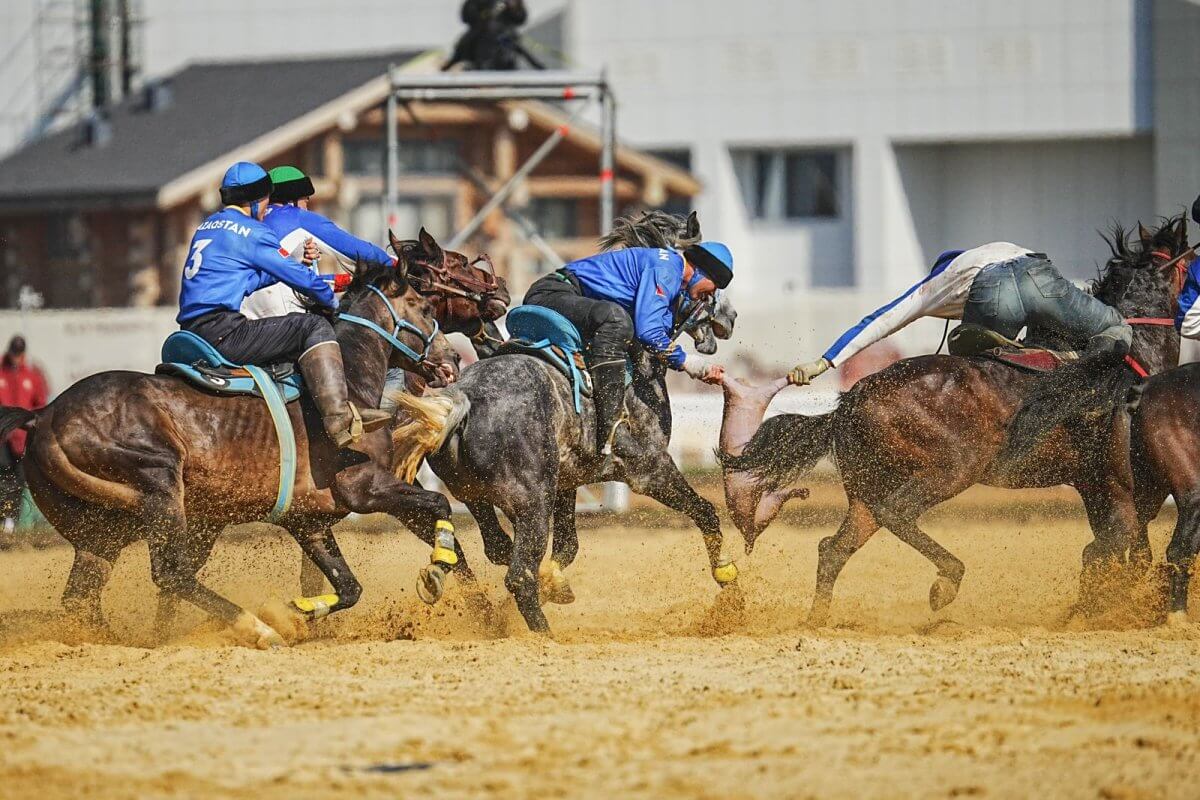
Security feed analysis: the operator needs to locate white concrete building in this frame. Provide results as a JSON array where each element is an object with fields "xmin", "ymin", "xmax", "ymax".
[
  {"xmin": 567, "ymin": 0, "xmax": 1200, "ymax": 368},
  {"xmin": 3, "ymin": 0, "xmax": 1200, "ymax": 372}
]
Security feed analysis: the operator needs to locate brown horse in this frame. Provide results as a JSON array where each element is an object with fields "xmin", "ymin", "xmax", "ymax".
[
  {"xmin": 0, "ymin": 260, "xmax": 462, "ymax": 648},
  {"xmin": 392, "ymin": 229, "xmax": 511, "ymax": 357},
  {"xmin": 1128, "ymin": 365, "xmax": 1200, "ymax": 623},
  {"xmin": 720, "ymin": 216, "xmax": 1190, "ymax": 626},
  {"xmin": 297, "ymin": 228, "xmax": 513, "ymax": 602}
]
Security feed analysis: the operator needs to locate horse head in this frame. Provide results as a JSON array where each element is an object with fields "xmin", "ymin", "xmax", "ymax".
[
  {"xmin": 335, "ymin": 260, "xmax": 455, "ymax": 387},
  {"xmin": 389, "ymin": 228, "xmax": 512, "ymax": 350},
  {"xmin": 1089, "ymin": 213, "xmax": 1190, "ymax": 375}
]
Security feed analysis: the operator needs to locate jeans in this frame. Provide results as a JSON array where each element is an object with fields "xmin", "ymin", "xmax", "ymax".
[
  {"xmin": 522, "ymin": 270, "xmax": 634, "ymax": 363},
  {"xmin": 962, "ymin": 257, "xmax": 1131, "ymax": 350}
]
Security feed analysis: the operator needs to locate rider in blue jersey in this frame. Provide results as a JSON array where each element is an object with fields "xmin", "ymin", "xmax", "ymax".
[
  {"xmin": 243, "ymin": 166, "xmax": 396, "ymax": 319},
  {"xmin": 523, "ymin": 241, "xmax": 734, "ymax": 457},
  {"xmin": 177, "ymin": 161, "xmax": 391, "ymax": 446}
]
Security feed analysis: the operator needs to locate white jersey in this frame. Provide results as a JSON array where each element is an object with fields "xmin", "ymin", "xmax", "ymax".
[{"xmin": 822, "ymin": 242, "xmax": 1033, "ymax": 367}]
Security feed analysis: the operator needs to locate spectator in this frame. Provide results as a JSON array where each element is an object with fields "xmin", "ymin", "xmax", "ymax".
[{"xmin": 0, "ymin": 336, "xmax": 48, "ymax": 532}]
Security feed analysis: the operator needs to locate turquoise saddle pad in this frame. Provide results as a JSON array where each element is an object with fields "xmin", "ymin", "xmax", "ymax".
[
  {"xmin": 500, "ymin": 306, "xmax": 590, "ymax": 413},
  {"xmin": 156, "ymin": 330, "xmax": 302, "ymax": 402}
]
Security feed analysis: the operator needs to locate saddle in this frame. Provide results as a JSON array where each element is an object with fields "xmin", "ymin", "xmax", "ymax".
[
  {"xmin": 156, "ymin": 330, "xmax": 298, "ymax": 519},
  {"xmin": 947, "ymin": 323, "xmax": 1077, "ymax": 374},
  {"xmin": 156, "ymin": 331, "xmax": 303, "ymax": 402},
  {"xmin": 497, "ymin": 306, "xmax": 592, "ymax": 412}
]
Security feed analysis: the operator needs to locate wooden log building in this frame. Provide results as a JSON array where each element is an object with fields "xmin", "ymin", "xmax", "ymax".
[{"xmin": 0, "ymin": 50, "xmax": 699, "ymax": 310}]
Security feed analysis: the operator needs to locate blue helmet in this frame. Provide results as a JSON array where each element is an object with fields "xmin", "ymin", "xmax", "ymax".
[
  {"xmin": 219, "ymin": 161, "xmax": 272, "ymax": 210},
  {"xmin": 684, "ymin": 241, "xmax": 734, "ymax": 288}
]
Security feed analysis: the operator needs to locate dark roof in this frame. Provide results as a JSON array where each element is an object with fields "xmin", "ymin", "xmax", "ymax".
[{"xmin": 0, "ymin": 50, "xmax": 424, "ymax": 211}]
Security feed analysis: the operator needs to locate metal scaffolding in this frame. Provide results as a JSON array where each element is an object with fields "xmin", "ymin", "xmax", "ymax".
[
  {"xmin": 383, "ymin": 68, "xmax": 618, "ymax": 243},
  {"xmin": 384, "ymin": 68, "xmax": 628, "ymax": 513}
]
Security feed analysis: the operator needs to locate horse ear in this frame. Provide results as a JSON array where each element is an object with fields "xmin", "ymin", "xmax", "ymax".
[
  {"xmin": 1138, "ymin": 222, "xmax": 1154, "ymax": 248},
  {"xmin": 684, "ymin": 211, "xmax": 701, "ymax": 240},
  {"xmin": 418, "ymin": 227, "xmax": 444, "ymax": 261},
  {"xmin": 388, "ymin": 228, "xmax": 404, "ymax": 255}
]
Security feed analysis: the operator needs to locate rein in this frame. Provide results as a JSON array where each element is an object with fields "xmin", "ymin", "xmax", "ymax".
[{"xmin": 338, "ymin": 284, "xmax": 440, "ymax": 365}]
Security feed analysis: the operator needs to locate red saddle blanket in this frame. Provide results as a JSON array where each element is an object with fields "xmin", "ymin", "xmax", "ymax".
[{"xmin": 985, "ymin": 348, "xmax": 1075, "ymax": 373}]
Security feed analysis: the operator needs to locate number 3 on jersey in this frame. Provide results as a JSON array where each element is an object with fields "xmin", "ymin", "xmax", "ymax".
[{"xmin": 184, "ymin": 238, "xmax": 213, "ymax": 279}]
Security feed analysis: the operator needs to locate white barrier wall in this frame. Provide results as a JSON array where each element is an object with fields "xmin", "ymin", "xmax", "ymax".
[{"xmin": 0, "ymin": 308, "xmax": 178, "ymax": 394}]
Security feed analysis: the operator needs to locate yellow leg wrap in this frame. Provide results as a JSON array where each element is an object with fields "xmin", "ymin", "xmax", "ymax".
[
  {"xmin": 291, "ymin": 593, "xmax": 339, "ymax": 619},
  {"xmin": 432, "ymin": 520, "xmax": 459, "ymax": 566},
  {"xmin": 713, "ymin": 560, "xmax": 739, "ymax": 585}
]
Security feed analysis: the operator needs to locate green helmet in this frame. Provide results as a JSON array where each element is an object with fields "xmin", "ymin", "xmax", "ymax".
[{"xmin": 268, "ymin": 165, "xmax": 315, "ymax": 204}]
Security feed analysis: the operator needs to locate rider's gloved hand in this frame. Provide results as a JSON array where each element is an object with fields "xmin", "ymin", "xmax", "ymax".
[
  {"xmin": 301, "ymin": 237, "xmax": 321, "ymax": 267},
  {"xmin": 683, "ymin": 354, "xmax": 725, "ymax": 384},
  {"xmin": 788, "ymin": 357, "xmax": 831, "ymax": 386}
]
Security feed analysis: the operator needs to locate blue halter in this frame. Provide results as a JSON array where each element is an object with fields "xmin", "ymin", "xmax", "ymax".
[{"xmin": 337, "ymin": 284, "xmax": 439, "ymax": 365}]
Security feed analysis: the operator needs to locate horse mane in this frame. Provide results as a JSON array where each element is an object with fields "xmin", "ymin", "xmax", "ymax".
[
  {"xmin": 598, "ymin": 210, "xmax": 702, "ymax": 251},
  {"xmin": 1090, "ymin": 213, "xmax": 1185, "ymax": 309},
  {"xmin": 336, "ymin": 261, "xmax": 409, "ymax": 312}
]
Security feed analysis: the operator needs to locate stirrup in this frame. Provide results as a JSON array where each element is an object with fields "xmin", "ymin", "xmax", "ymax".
[
  {"xmin": 331, "ymin": 403, "xmax": 366, "ymax": 447},
  {"xmin": 600, "ymin": 409, "xmax": 630, "ymax": 457}
]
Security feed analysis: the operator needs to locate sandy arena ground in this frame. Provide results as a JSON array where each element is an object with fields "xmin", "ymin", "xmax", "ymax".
[{"xmin": 0, "ymin": 497, "xmax": 1198, "ymax": 798}]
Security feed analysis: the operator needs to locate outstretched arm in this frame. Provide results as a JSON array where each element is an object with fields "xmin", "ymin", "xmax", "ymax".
[
  {"xmin": 633, "ymin": 261, "xmax": 687, "ymax": 370},
  {"xmin": 279, "ymin": 209, "xmax": 395, "ymax": 271},
  {"xmin": 820, "ymin": 277, "xmax": 939, "ymax": 368},
  {"xmin": 252, "ymin": 230, "xmax": 336, "ymax": 309}
]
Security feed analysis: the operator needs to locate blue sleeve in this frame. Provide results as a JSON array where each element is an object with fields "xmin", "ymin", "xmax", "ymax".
[
  {"xmin": 252, "ymin": 228, "xmax": 336, "ymax": 308},
  {"xmin": 633, "ymin": 256, "xmax": 687, "ymax": 370},
  {"xmin": 294, "ymin": 209, "xmax": 394, "ymax": 268}
]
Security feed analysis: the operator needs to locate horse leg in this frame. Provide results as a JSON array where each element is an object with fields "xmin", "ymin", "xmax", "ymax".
[
  {"xmin": 540, "ymin": 488, "xmax": 578, "ymax": 605},
  {"xmin": 874, "ymin": 510, "xmax": 966, "ymax": 612},
  {"xmin": 1165, "ymin": 491, "xmax": 1200, "ymax": 623},
  {"xmin": 299, "ymin": 549, "xmax": 330, "ymax": 597},
  {"xmin": 142, "ymin": 484, "xmax": 284, "ymax": 649},
  {"xmin": 1077, "ymin": 482, "xmax": 1140, "ymax": 614},
  {"xmin": 465, "ymin": 500, "xmax": 513, "ymax": 566},
  {"xmin": 810, "ymin": 499, "xmax": 881, "ymax": 627},
  {"xmin": 627, "ymin": 453, "xmax": 733, "ymax": 586},
  {"xmin": 288, "ymin": 521, "xmax": 363, "ymax": 619},
  {"xmin": 501, "ymin": 489, "xmax": 554, "ymax": 634},
  {"xmin": 62, "ymin": 547, "xmax": 116, "ymax": 632},
  {"xmin": 153, "ymin": 521, "xmax": 221, "ymax": 640},
  {"xmin": 336, "ymin": 466, "xmax": 460, "ymax": 605}
]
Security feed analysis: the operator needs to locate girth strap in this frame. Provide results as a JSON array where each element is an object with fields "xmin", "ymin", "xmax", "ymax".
[{"xmin": 244, "ymin": 365, "xmax": 296, "ymax": 520}]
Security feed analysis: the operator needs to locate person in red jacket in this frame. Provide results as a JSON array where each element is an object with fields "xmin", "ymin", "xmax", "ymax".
[{"xmin": 0, "ymin": 336, "xmax": 48, "ymax": 532}]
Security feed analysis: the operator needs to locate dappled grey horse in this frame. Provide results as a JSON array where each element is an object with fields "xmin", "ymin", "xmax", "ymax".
[{"xmin": 404, "ymin": 212, "xmax": 741, "ymax": 632}]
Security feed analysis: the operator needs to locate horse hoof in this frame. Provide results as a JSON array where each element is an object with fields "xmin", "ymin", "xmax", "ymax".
[
  {"xmin": 929, "ymin": 576, "xmax": 960, "ymax": 611},
  {"xmin": 1167, "ymin": 610, "xmax": 1191, "ymax": 628},
  {"xmin": 232, "ymin": 612, "xmax": 287, "ymax": 650},
  {"xmin": 538, "ymin": 562, "xmax": 576, "ymax": 605},
  {"xmin": 417, "ymin": 564, "xmax": 446, "ymax": 605}
]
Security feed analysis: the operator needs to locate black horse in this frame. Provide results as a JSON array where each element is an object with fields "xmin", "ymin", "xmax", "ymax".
[
  {"xmin": 720, "ymin": 217, "xmax": 1188, "ymax": 626},
  {"xmin": 397, "ymin": 213, "xmax": 741, "ymax": 633}
]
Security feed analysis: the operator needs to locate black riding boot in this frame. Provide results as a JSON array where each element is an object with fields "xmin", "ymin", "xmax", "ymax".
[
  {"xmin": 591, "ymin": 360, "xmax": 630, "ymax": 459},
  {"xmin": 299, "ymin": 343, "xmax": 392, "ymax": 447}
]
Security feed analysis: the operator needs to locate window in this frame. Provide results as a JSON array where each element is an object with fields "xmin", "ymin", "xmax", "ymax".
[
  {"xmin": 528, "ymin": 198, "xmax": 578, "ymax": 239},
  {"xmin": 351, "ymin": 195, "xmax": 454, "ymax": 244},
  {"xmin": 731, "ymin": 148, "xmax": 841, "ymax": 221},
  {"xmin": 343, "ymin": 139, "xmax": 461, "ymax": 178}
]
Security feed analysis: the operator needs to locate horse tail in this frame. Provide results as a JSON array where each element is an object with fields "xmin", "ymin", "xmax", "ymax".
[
  {"xmin": 717, "ymin": 411, "xmax": 836, "ymax": 491},
  {"xmin": 0, "ymin": 406, "xmax": 35, "ymax": 441},
  {"xmin": 387, "ymin": 388, "xmax": 471, "ymax": 483},
  {"xmin": 1001, "ymin": 349, "xmax": 1136, "ymax": 461}
]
